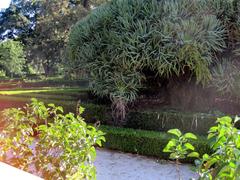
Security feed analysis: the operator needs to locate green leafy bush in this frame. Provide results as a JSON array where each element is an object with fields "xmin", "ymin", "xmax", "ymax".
[
  {"xmin": 100, "ymin": 125, "xmax": 211, "ymax": 163},
  {"xmin": 163, "ymin": 129, "xmax": 199, "ymax": 160},
  {"xmin": 163, "ymin": 129, "xmax": 199, "ymax": 179},
  {"xmin": 0, "ymin": 99, "xmax": 105, "ymax": 180},
  {"xmin": 67, "ymin": 0, "xmax": 227, "ymax": 123},
  {"xmin": 196, "ymin": 116, "xmax": 240, "ymax": 179},
  {"xmin": 164, "ymin": 116, "xmax": 240, "ymax": 179}
]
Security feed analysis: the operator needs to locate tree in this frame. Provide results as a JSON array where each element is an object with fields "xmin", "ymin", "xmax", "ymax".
[
  {"xmin": 0, "ymin": 0, "xmax": 39, "ymax": 42},
  {"xmin": 0, "ymin": 0, "xmax": 107, "ymax": 41},
  {"xmin": 0, "ymin": 40, "xmax": 26, "ymax": 77},
  {"xmin": 0, "ymin": 0, "xmax": 108, "ymax": 76},
  {"xmin": 67, "ymin": 0, "xmax": 233, "ymax": 125},
  {"xmin": 27, "ymin": 0, "xmax": 89, "ymax": 76}
]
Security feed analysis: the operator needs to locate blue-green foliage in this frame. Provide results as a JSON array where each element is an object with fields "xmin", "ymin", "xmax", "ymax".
[{"xmin": 67, "ymin": 0, "xmax": 227, "ymax": 102}]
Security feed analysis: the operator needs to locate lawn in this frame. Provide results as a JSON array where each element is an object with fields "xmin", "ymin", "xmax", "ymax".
[{"xmin": 0, "ymin": 88, "xmax": 88, "ymax": 95}]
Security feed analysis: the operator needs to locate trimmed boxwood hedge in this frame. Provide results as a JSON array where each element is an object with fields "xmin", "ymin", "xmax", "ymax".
[
  {"xmin": 100, "ymin": 125, "xmax": 212, "ymax": 163},
  {"xmin": 0, "ymin": 91, "xmax": 227, "ymax": 135}
]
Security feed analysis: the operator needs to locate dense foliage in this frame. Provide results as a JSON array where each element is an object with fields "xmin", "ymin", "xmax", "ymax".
[
  {"xmin": 0, "ymin": 40, "xmax": 26, "ymax": 77},
  {"xmin": 101, "ymin": 125, "xmax": 211, "ymax": 163},
  {"xmin": 0, "ymin": 0, "xmax": 38, "ymax": 41},
  {"xmin": 27, "ymin": 0, "xmax": 89, "ymax": 75},
  {"xmin": 68, "ymin": 0, "xmax": 240, "ymax": 123},
  {"xmin": 163, "ymin": 129, "xmax": 199, "ymax": 178},
  {"xmin": 164, "ymin": 116, "xmax": 240, "ymax": 179},
  {"xmin": 0, "ymin": 99, "xmax": 105, "ymax": 179},
  {"xmin": 196, "ymin": 116, "xmax": 240, "ymax": 179},
  {"xmin": 0, "ymin": 0, "xmax": 108, "ymax": 76}
]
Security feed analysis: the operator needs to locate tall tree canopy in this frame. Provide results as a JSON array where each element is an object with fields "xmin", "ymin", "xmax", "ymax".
[
  {"xmin": 0, "ymin": 40, "xmax": 26, "ymax": 77},
  {"xmin": 28, "ymin": 0, "xmax": 88, "ymax": 75},
  {"xmin": 67, "ymin": 0, "xmax": 240, "ymax": 124},
  {"xmin": 0, "ymin": 0, "xmax": 107, "ymax": 75},
  {"xmin": 0, "ymin": 0, "xmax": 39, "ymax": 41}
]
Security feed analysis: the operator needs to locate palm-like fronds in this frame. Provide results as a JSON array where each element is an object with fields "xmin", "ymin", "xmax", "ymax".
[
  {"xmin": 210, "ymin": 59, "xmax": 239, "ymax": 96},
  {"xmin": 67, "ymin": 0, "xmax": 236, "ymax": 123}
]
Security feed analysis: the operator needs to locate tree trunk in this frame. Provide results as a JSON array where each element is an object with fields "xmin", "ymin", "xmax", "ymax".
[
  {"xmin": 83, "ymin": 0, "xmax": 90, "ymax": 10},
  {"xmin": 111, "ymin": 97, "xmax": 127, "ymax": 126},
  {"xmin": 42, "ymin": 63, "xmax": 52, "ymax": 77}
]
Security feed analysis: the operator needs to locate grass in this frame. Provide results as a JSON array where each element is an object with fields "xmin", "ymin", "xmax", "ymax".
[
  {"xmin": 0, "ymin": 88, "xmax": 89, "ymax": 95},
  {"xmin": 0, "ymin": 87, "xmax": 91, "ymax": 113},
  {"xmin": 24, "ymin": 76, "xmax": 89, "ymax": 83}
]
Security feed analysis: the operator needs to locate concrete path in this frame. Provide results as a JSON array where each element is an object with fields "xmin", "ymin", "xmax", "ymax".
[
  {"xmin": 95, "ymin": 149, "xmax": 198, "ymax": 180},
  {"xmin": 0, "ymin": 162, "xmax": 42, "ymax": 180}
]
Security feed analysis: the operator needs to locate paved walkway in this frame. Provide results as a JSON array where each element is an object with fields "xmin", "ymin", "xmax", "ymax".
[
  {"xmin": 95, "ymin": 149, "xmax": 198, "ymax": 180},
  {"xmin": 0, "ymin": 162, "xmax": 42, "ymax": 180},
  {"xmin": 0, "ymin": 148, "xmax": 198, "ymax": 180}
]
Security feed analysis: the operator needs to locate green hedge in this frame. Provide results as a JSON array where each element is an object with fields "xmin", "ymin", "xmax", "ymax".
[
  {"xmin": 0, "ymin": 95, "xmax": 110, "ymax": 125},
  {"xmin": 0, "ymin": 89, "xmax": 227, "ymax": 135},
  {"xmin": 100, "ymin": 125, "xmax": 212, "ymax": 163},
  {"xmin": 38, "ymin": 100, "xmax": 109, "ymax": 124}
]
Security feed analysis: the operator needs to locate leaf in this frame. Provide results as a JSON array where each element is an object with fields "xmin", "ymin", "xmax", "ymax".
[
  {"xmin": 184, "ymin": 133, "xmax": 197, "ymax": 140},
  {"xmin": 169, "ymin": 153, "xmax": 179, "ymax": 160},
  {"xmin": 163, "ymin": 139, "xmax": 176, "ymax": 152},
  {"xmin": 96, "ymin": 139, "xmax": 102, "ymax": 147},
  {"xmin": 202, "ymin": 154, "xmax": 209, "ymax": 161},
  {"xmin": 48, "ymin": 103, "xmax": 55, "ymax": 108},
  {"xmin": 208, "ymin": 126, "xmax": 218, "ymax": 133},
  {"xmin": 216, "ymin": 116, "xmax": 232, "ymax": 125},
  {"xmin": 167, "ymin": 129, "xmax": 182, "ymax": 137},
  {"xmin": 184, "ymin": 143, "xmax": 195, "ymax": 150},
  {"xmin": 89, "ymin": 146, "xmax": 97, "ymax": 161},
  {"xmin": 79, "ymin": 107, "xmax": 85, "ymax": 115},
  {"xmin": 187, "ymin": 152, "xmax": 199, "ymax": 158},
  {"xmin": 234, "ymin": 116, "xmax": 240, "ymax": 123},
  {"xmin": 57, "ymin": 106, "xmax": 64, "ymax": 113},
  {"xmin": 204, "ymin": 157, "xmax": 217, "ymax": 169},
  {"xmin": 207, "ymin": 132, "xmax": 216, "ymax": 139}
]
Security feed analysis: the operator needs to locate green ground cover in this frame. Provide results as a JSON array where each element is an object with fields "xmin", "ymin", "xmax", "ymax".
[{"xmin": 0, "ymin": 88, "xmax": 88, "ymax": 95}]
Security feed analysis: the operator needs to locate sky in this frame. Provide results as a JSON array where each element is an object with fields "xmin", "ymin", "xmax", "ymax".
[{"xmin": 0, "ymin": 0, "xmax": 11, "ymax": 9}]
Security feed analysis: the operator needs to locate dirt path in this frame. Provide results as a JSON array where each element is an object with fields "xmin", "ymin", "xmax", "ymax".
[{"xmin": 95, "ymin": 148, "xmax": 198, "ymax": 180}]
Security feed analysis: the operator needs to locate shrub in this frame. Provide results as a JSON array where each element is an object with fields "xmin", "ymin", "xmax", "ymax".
[
  {"xmin": 164, "ymin": 116, "xmax": 240, "ymax": 179},
  {"xmin": 196, "ymin": 116, "xmax": 240, "ymax": 179},
  {"xmin": 82, "ymin": 103, "xmax": 110, "ymax": 124},
  {"xmin": 0, "ymin": 99, "xmax": 105, "ymax": 179},
  {"xmin": 163, "ymin": 129, "xmax": 199, "ymax": 179},
  {"xmin": 100, "ymin": 125, "xmax": 211, "ymax": 163},
  {"xmin": 67, "ymin": 0, "xmax": 227, "ymax": 123}
]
